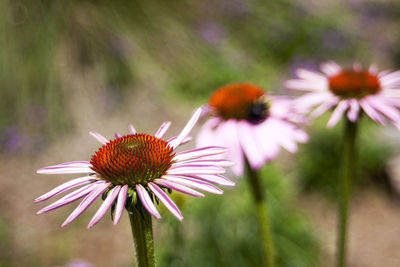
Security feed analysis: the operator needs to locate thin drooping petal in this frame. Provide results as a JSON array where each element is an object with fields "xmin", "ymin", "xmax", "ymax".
[
  {"xmin": 310, "ymin": 98, "xmax": 339, "ymax": 119},
  {"xmin": 172, "ymin": 159, "xmax": 235, "ymax": 168},
  {"xmin": 35, "ymin": 176, "xmax": 97, "ymax": 203},
  {"xmin": 129, "ymin": 124, "xmax": 136, "ymax": 134},
  {"xmin": 166, "ymin": 136, "xmax": 192, "ymax": 145},
  {"xmin": 366, "ymin": 97, "xmax": 400, "ymax": 123},
  {"xmin": 284, "ymin": 79, "xmax": 326, "ymax": 91},
  {"xmin": 115, "ymin": 132, "xmax": 121, "ymax": 138},
  {"xmin": 89, "ymin": 131, "xmax": 108, "ymax": 145},
  {"xmin": 36, "ymin": 165, "xmax": 95, "ymax": 175},
  {"xmin": 87, "ymin": 185, "xmax": 121, "ymax": 228},
  {"xmin": 237, "ymin": 121, "xmax": 265, "ymax": 170},
  {"xmin": 174, "ymin": 146, "xmax": 228, "ymax": 162},
  {"xmin": 215, "ymin": 120, "xmax": 244, "ymax": 176},
  {"xmin": 61, "ymin": 182, "xmax": 111, "ymax": 227},
  {"xmin": 186, "ymin": 174, "xmax": 235, "ymax": 186},
  {"xmin": 360, "ymin": 99, "xmax": 386, "ymax": 124},
  {"xmin": 36, "ymin": 183, "xmax": 99, "ymax": 214},
  {"xmin": 161, "ymin": 175, "xmax": 223, "ymax": 194},
  {"xmin": 170, "ymin": 108, "xmax": 202, "ymax": 149},
  {"xmin": 347, "ymin": 99, "xmax": 360, "ymax": 122},
  {"xmin": 136, "ymin": 184, "xmax": 161, "ymax": 219},
  {"xmin": 114, "ymin": 185, "xmax": 128, "ymax": 225},
  {"xmin": 167, "ymin": 165, "xmax": 226, "ymax": 175},
  {"xmin": 154, "ymin": 179, "xmax": 204, "ymax": 197},
  {"xmin": 155, "ymin": 121, "xmax": 171, "ymax": 139},
  {"xmin": 148, "ymin": 182, "xmax": 183, "ymax": 221},
  {"xmin": 327, "ymin": 100, "xmax": 349, "ymax": 128},
  {"xmin": 296, "ymin": 69, "xmax": 327, "ymax": 83}
]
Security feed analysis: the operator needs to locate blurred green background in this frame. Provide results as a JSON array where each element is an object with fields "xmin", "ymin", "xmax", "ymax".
[{"xmin": 1, "ymin": 0, "xmax": 400, "ymax": 266}]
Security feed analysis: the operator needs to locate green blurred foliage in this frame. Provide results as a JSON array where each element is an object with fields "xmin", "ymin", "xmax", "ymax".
[
  {"xmin": 297, "ymin": 115, "xmax": 394, "ymax": 201},
  {"xmin": 157, "ymin": 164, "xmax": 320, "ymax": 267}
]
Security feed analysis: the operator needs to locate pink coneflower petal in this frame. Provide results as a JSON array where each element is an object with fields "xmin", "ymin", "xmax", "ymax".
[
  {"xmin": 148, "ymin": 182, "xmax": 183, "ymax": 221},
  {"xmin": 369, "ymin": 64, "xmax": 378, "ymax": 75},
  {"xmin": 113, "ymin": 185, "xmax": 128, "ymax": 225},
  {"xmin": 129, "ymin": 124, "xmax": 136, "ymax": 134},
  {"xmin": 170, "ymin": 108, "xmax": 202, "ymax": 149},
  {"xmin": 59, "ymin": 161, "xmax": 92, "ymax": 167},
  {"xmin": 186, "ymin": 174, "xmax": 235, "ymax": 186},
  {"xmin": 217, "ymin": 120, "xmax": 245, "ymax": 176},
  {"xmin": 310, "ymin": 98, "xmax": 339, "ymax": 119},
  {"xmin": 89, "ymin": 131, "xmax": 109, "ymax": 145},
  {"xmin": 237, "ymin": 121, "xmax": 265, "ymax": 169},
  {"xmin": 87, "ymin": 185, "xmax": 121, "ymax": 228},
  {"xmin": 359, "ymin": 99, "xmax": 386, "ymax": 124},
  {"xmin": 154, "ymin": 179, "xmax": 204, "ymax": 197},
  {"xmin": 35, "ymin": 176, "xmax": 97, "ymax": 203},
  {"xmin": 161, "ymin": 175, "xmax": 223, "ymax": 194},
  {"xmin": 115, "ymin": 132, "xmax": 121, "ymax": 138},
  {"xmin": 283, "ymin": 80, "xmax": 326, "ymax": 91},
  {"xmin": 154, "ymin": 121, "xmax": 171, "ymax": 139},
  {"xmin": 294, "ymin": 92, "xmax": 333, "ymax": 111},
  {"xmin": 296, "ymin": 69, "xmax": 327, "ymax": 83},
  {"xmin": 320, "ymin": 61, "xmax": 342, "ymax": 76},
  {"xmin": 61, "ymin": 182, "xmax": 111, "ymax": 227},
  {"xmin": 327, "ymin": 100, "xmax": 350, "ymax": 128},
  {"xmin": 378, "ymin": 69, "xmax": 393, "ymax": 78},
  {"xmin": 173, "ymin": 159, "xmax": 235, "ymax": 168},
  {"xmin": 136, "ymin": 184, "xmax": 161, "ymax": 219},
  {"xmin": 174, "ymin": 146, "xmax": 228, "ymax": 162},
  {"xmin": 36, "ymin": 183, "xmax": 99, "ymax": 215},
  {"xmin": 294, "ymin": 128, "xmax": 309, "ymax": 143},
  {"xmin": 380, "ymin": 70, "xmax": 400, "ymax": 82},
  {"xmin": 253, "ymin": 122, "xmax": 280, "ymax": 162},
  {"xmin": 36, "ymin": 165, "xmax": 95, "ymax": 175},
  {"xmin": 166, "ymin": 136, "xmax": 192, "ymax": 146},
  {"xmin": 167, "ymin": 165, "xmax": 226, "ymax": 175},
  {"xmin": 366, "ymin": 97, "xmax": 400, "ymax": 123},
  {"xmin": 347, "ymin": 99, "xmax": 360, "ymax": 122}
]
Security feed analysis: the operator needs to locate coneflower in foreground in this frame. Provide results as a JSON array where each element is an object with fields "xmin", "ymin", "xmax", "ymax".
[
  {"xmin": 285, "ymin": 62, "xmax": 400, "ymax": 267},
  {"xmin": 35, "ymin": 108, "xmax": 234, "ymax": 267},
  {"xmin": 196, "ymin": 83, "xmax": 309, "ymax": 267}
]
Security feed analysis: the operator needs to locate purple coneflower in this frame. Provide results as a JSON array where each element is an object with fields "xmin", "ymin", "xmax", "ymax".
[
  {"xmin": 285, "ymin": 62, "xmax": 400, "ymax": 267},
  {"xmin": 36, "ymin": 108, "xmax": 234, "ymax": 229},
  {"xmin": 285, "ymin": 61, "xmax": 400, "ymax": 128},
  {"xmin": 196, "ymin": 82, "xmax": 308, "ymax": 267},
  {"xmin": 196, "ymin": 82, "xmax": 309, "ymax": 176}
]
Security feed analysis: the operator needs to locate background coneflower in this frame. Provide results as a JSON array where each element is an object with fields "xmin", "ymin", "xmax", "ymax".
[
  {"xmin": 285, "ymin": 62, "xmax": 400, "ymax": 267},
  {"xmin": 196, "ymin": 82, "xmax": 309, "ymax": 267}
]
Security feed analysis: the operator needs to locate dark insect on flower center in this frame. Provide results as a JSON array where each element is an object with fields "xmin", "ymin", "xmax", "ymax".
[
  {"xmin": 209, "ymin": 83, "xmax": 269, "ymax": 124},
  {"xmin": 90, "ymin": 134, "xmax": 175, "ymax": 186},
  {"xmin": 328, "ymin": 70, "xmax": 381, "ymax": 98}
]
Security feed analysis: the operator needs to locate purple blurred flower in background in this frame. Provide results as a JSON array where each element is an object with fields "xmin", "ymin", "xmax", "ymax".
[
  {"xmin": 35, "ymin": 108, "xmax": 234, "ymax": 228},
  {"xmin": 196, "ymin": 82, "xmax": 308, "ymax": 176},
  {"xmin": 285, "ymin": 61, "xmax": 400, "ymax": 128}
]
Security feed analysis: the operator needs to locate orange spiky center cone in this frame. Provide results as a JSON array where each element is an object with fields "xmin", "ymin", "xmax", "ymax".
[
  {"xmin": 209, "ymin": 82, "xmax": 269, "ymax": 124},
  {"xmin": 90, "ymin": 134, "xmax": 175, "ymax": 186},
  {"xmin": 328, "ymin": 70, "xmax": 381, "ymax": 98}
]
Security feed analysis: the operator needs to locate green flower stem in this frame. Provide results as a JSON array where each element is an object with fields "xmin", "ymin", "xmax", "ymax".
[
  {"xmin": 129, "ymin": 203, "xmax": 155, "ymax": 267},
  {"xmin": 337, "ymin": 118, "xmax": 358, "ymax": 267},
  {"xmin": 245, "ymin": 158, "xmax": 276, "ymax": 267}
]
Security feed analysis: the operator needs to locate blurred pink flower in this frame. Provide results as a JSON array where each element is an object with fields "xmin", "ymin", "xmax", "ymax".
[
  {"xmin": 35, "ymin": 108, "xmax": 234, "ymax": 228},
  {"xmin": 196, "ymin": 83, "xmax": 308, "ymax": 176},
  {"xmin": 285, "ymin": 61, "xmax": 400, "ymax": 128}
]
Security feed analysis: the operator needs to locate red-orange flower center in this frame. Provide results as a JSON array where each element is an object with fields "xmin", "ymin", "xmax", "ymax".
[
  {"xmin": 328, "ymin": 70, "xmax": 381, "ymax": 98},
  {"xmin": 209, "ymin": 83, "xmax": 269, "ymax": 124},
  {"xmin": 90, "ymin": 134, "xmax": 175, "ymax": 186}
]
